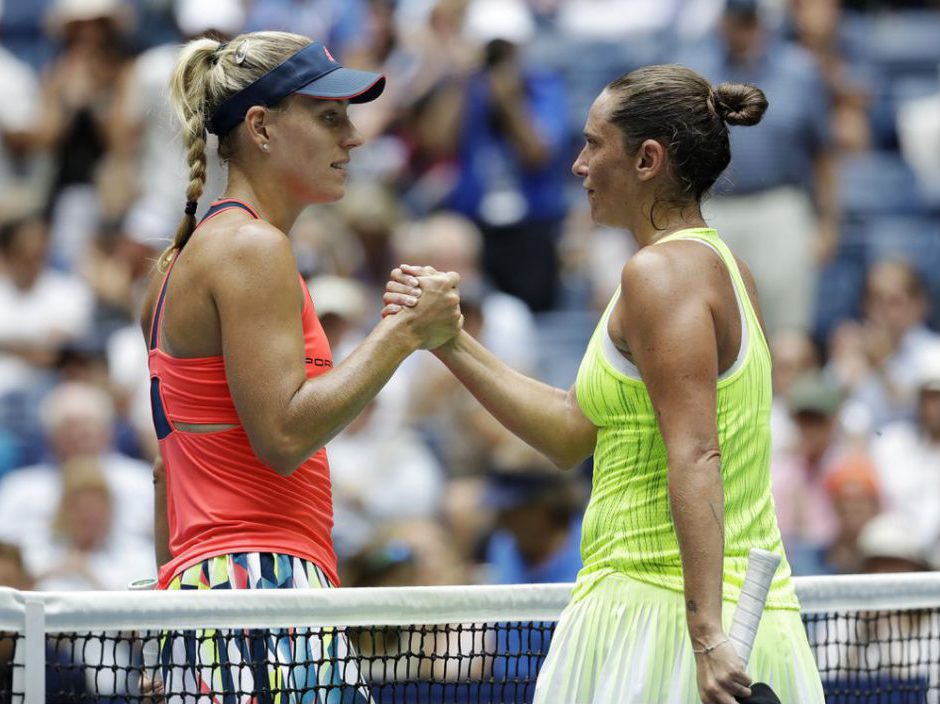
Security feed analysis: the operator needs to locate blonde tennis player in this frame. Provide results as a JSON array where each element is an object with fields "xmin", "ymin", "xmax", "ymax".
[
  {"xmin": 141, "ymin": 31, "xmax": 461, "ymax": 702},
  {"xmin": 385, "ymin": 65, "xmax": 825, "ymax": 703}
]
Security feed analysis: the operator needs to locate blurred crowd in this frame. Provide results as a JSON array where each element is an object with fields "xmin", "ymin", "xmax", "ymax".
[{"xmin": 0, "ymin": 0, "xmax": 939, "ymax": 605}]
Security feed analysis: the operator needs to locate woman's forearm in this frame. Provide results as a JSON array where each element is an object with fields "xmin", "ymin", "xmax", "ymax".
[
  {"xmin": 669, "ymin": 450, "xmax": 727, "ymax": 645},
  {"xmin": 434, "ymin": 331, "xmax": 596, "ymax": 469}
]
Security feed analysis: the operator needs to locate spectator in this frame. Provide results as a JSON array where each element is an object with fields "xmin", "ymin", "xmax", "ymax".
[
  {"xmin": 831, "ymin": 259, "xmax": 940, "ymax": 430},
  {"xmin": 858, "ymin": 513, "xmax": 932, "ymax": 574},
  {"xmin": 333, "ymin": 181, "xmax": 406, "ymax": 286},
  {"xmin": 35, "ymin": 0, "xmax": 132, "ymax": 270},
  {"xmin": 788, "ymin": 0, "xmax": 872, "ymax": 152},
  {"xmin": 0, "ymin": 542, "xmax": 89, "ymax": 704},
  {"xmin": 0, "ymin": 382, "xmax": 154, "ymax": 550},
  {"xmin": 870, "ymin": 343, "xmax": 940, "ymax": 549},
  {"xmin": 109, "ymin": 0, "xmax": 244, "ymax": 251},
  {"xmin": 328, "ymin": 400, "xmax": 445, "ymax": 559},
  {"xmin": 414, "ymin": 0, "xmax": 569, "ymax": 311},
  {"xmin": 345, "ymin": 524, "xmax": 482, "ymax": 685},
  {"xmin": 770, "ymin": 328, "xmax": 822, "ymax": 455},
  {"xmin": 306, "ymin": 274, "xmax": 372, "ymax": 361},
  {"xmin": 555, "ymin": 0, "xmax": 725, "ymax": 42},
  {"xmin": 482, "ymin": 467, "xmax": 584, "ymax": 585},
  {"xmin": 680, "ymin": 0, "xmax": 837, "ymax": 335},
  {"xmin": 897, "ymin": 73, "xmax": 940, "ymax": 206},
  {"xmin": 820, "ymin": 455, "xmax": 881, "ymax": 574},
  {"xmin": 26, "ymin": 457, "xmax": 154, "ymax": 591},
  {"xmin": 0, "ymin": 34, "xmax": 46, "ymax": 223},
  {"xmin": 771, "ymin": 372, "xmax": 852, "ymax": 574},
  {"xmin": 244, "ymin": 0, "xmax": 366, "ymax": 59},
  {"xmin": 384, "ymin": 213, "xmax": 538, "ymax": 474},
  {"xmin": 392, "ymin": 212, "xmax": 537, "ymax": 373},
  {"xmin": 0, "ymin": 215, "xmax": 93, "ymax": 396}
]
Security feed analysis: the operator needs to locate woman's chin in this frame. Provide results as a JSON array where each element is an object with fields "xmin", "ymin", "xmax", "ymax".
[{"xmin": 311, "ymin": 187, "xmax": 345, "ymax": 205}]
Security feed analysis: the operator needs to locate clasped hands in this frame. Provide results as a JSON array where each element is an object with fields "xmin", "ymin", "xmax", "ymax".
[{"xmin": 383, "ymin": 264, "xmax": 463, "ymax": 350}]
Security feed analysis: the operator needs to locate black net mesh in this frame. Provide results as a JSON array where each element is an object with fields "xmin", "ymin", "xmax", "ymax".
[
  {"xmin": 1, "ymin": 632, "xmax": 23, "ymax": 701},
  {"xmin": 6, "ymin": 611, "xmax": 940, "ymax": 703}
]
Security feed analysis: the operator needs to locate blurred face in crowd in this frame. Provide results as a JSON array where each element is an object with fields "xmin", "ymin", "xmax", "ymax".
[
  {"xmin": 1, "ymin": 218, "xmax": 49, "ymax": 291},
  {"xmin": 63, "ymin": 17, "xmax": 118, "ymax": 51},
  {"xmin": 920, "ymin": 389, "xmax": 940, "ymax": 441},
  {"xmin": 794, "ymin": 411, "xmax": 838, "ymax": 465},
  {"xmin": 498, "ymin": 503, "xmax": 565, "ymax": 565},
  {"xmin": 772, "ymin": 331, "xmax": 819, "ymax": 396},
  {"xmin": 572, "ymin": 90, "xmax": 639, "ymax": 230},
  {"xmin": 790, "ymin": 0, "xmax": 840, "ymax": 49},
  {"xmin": 62, "ymin": 485, "xmax": 113, "ymax": 552},
  {"xmin": 721, "ymin": 12, "xmax": 764, "ymax": 61},
  {"xmin": 830, "ymin": 480, "xmax": 879, "ymax": 542},
  {"xmin": 864, "ymin": 261, "xmax": 927, "ymax": 341},
  {"xmin": 385, "ymin": 519, "xmax": 468, "ymax": 586},
  {"xmin": 0, "ymin": 548, "xmax": 30, "ymax": 590},
  {"xmin": 47, "ymin": 402, "xmax": 113, "ymax": 461}
]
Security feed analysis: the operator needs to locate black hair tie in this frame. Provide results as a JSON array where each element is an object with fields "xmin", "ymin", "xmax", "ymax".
[
  {"xmin": 184, "ymin": 200, "xmax": 198, "ymax": 216},
  {"xmin": 211, "ymin": 42, "xmax": 229, "ymax": 65}
]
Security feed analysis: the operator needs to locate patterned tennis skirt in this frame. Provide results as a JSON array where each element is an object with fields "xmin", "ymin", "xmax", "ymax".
[{"xmin": 160, "ymin": 552, "xmax": 373, "ymax": 703}]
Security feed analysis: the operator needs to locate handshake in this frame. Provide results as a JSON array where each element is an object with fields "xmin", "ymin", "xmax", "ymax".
[{"xmin": 381, "ymin": 263, "xmax": 464, "ymax": 351}]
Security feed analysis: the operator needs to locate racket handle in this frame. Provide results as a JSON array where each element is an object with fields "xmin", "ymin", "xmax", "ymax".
[{"xmin": 728, "ymin": 548, "xmax": 781, "ymax": 667}]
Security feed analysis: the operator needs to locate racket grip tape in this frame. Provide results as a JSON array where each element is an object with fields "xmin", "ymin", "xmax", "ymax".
[{"xmin": 728, "ymin": 548, "xmax": 781, "ymax": 667}]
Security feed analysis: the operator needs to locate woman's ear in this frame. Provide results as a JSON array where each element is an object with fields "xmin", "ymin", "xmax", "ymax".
[
  {"xmin": 636, "ymin": 138, "xmax": 666, "ymax": 182},
  {"xmin": 243, "ymin": 105, "xmax": 272, "ymax": 151}
]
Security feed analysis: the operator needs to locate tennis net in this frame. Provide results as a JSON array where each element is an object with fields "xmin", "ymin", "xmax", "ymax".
[{"xmin": 2, "ymin": 574, "xmax": 940, "ymax": 703}]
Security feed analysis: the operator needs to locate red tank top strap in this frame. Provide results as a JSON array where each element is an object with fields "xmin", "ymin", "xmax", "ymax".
[
  {"xmin": 200, "ymin": 198, "xmax": 262, "ymax": 224},
  {"xmin": 149, "ymin": 254, "xmax": 179, "ymax": 351}
]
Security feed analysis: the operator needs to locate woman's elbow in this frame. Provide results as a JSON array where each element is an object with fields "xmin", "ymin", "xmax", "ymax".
[
  {"xmin": 251, "ymin": 434, "xmax": 316, "ymax": 477},
  {"xmin": 549, "ymin": 447, "xmax": 592, "ymax": 471}
]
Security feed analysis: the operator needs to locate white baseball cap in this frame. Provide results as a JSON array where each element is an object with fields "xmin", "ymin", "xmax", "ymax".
[
  {"xmin": 174, "ymin": 0, "xmax": 245, "ymax": 38},
  {"xmin": 915, "ymin": 343, "xmax": 940, "ymax": 392},
  {"xmin": 463, "ymin": 0, "xmax": 535, "ymax": 45}
]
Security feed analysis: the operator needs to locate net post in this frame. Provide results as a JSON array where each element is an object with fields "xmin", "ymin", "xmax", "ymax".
[{"xmin": 23, "ymin": 599, "xmax": 45, "ymax": 704}]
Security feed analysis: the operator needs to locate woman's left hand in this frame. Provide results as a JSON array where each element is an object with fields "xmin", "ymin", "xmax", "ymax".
[
  {"xmin": 693, "ymin": 636, "xmax": 752, "ymax": 704},
  {"xmin": 382, "ymin": 264, "xmax": 442, "ymax": 316}
]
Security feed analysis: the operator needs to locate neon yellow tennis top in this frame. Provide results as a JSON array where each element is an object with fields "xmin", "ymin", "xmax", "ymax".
[{"xmin": 573, "ymin": 228, "xmax": 799, "ymax": 610}]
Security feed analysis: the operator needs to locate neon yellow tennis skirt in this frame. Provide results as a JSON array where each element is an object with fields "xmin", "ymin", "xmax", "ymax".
[{"xmin": 534, "ymin": 572, "xmax": 824, "ymax": 704}]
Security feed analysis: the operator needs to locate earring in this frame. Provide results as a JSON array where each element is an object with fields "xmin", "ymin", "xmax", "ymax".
[{"xmin": 262, "ymin": 144, "xmax": 269, "ymax": 152}]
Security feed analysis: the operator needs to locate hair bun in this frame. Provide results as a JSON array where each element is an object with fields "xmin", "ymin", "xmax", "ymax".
[{"xmin": 713, "ymin": 82, "xmax": 768, "ymax": 126}]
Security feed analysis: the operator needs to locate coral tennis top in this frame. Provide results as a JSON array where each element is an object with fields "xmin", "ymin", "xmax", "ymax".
[{"xmin": 148, "ymin": 199, "xmax": 339, "ymax": 588}]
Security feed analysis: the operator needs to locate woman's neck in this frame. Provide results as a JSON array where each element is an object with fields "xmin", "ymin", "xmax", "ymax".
[
  {"xmin": 630, "ymin": 202, "xmax": 709, "ymax": 248},
  {"xmin": 221, "ymin": 168, "xmax": 303, "ymax": 234}
]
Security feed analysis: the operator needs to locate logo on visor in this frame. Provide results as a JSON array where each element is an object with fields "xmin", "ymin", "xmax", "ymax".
[{"xmin": 323, "ymin": 47, "xmax": 336, "ymax": 62}]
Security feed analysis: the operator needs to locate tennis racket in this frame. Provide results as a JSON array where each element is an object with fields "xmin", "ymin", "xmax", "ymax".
[{"xmin": 728, "ymin": 549, "xmax": 783, "ymax": 703}]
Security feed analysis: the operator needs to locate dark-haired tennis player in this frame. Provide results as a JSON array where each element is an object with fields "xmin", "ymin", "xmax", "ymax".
[{"xmin": 386, "ymin": 65, "xmax": 825, "ymax": 703}]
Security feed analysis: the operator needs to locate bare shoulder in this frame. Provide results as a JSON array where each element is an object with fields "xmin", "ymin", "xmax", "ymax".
[
  {"xmin": 732, "ymin": 253, "xmax": 769, "ymax": 333},
  {"xmin": 733, "ymin": 255, "xmax": 759, "ymax": 297},
  {"xmin": 620, "ymin": 241, "xmax": 706, "ymax": 306},
  {"xmin": 205, "ymin": 219, "xmax": 299, "ymax": 291}
]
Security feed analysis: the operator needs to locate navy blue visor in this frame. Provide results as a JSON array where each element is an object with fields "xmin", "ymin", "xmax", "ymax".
[{"xmin": 208, "ymin": 42, "xmax": 385, "ymax": 136}]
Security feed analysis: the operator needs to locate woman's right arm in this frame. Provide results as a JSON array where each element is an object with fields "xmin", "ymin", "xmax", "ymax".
[
  {"xmin": 386, "ymin": 265, "xmax": 596, "ymax": 468},
  {"xmin": 212, "ymin": 225, "xmax": 461, "ymax": 476},
  {"xmin": 432, "ymin": 330, "xmax": 596, "ymax": 469}
]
